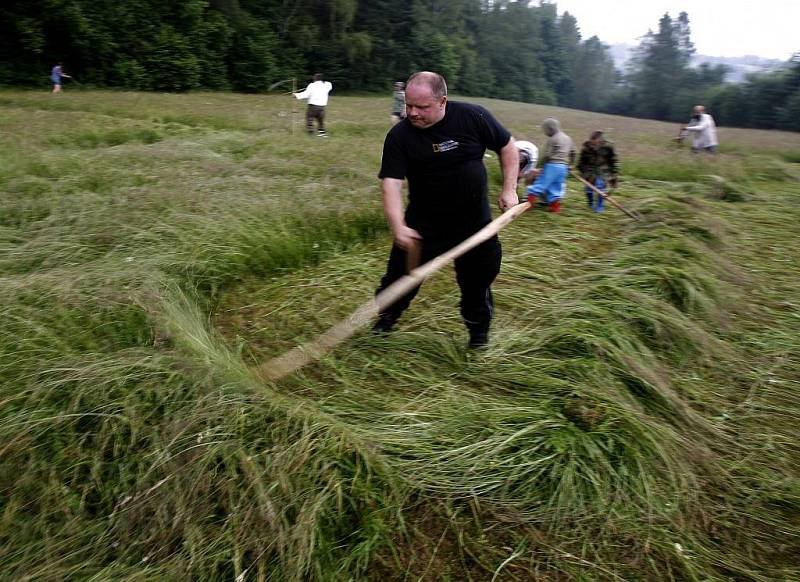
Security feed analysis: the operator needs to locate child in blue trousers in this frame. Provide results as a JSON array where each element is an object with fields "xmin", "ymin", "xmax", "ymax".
[{"xmin": 577, "ymin": 130, "xmax": 619, "ymax": 213}]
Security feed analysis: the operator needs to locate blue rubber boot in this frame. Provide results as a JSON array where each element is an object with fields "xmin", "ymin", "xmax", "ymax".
[{"xmin": 595, "ymin": 193, "xmax": 605, "ymax": 212}]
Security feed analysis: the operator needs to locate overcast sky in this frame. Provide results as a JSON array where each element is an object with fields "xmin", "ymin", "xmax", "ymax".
[{"xmin": 553, "ymin": 0, "xmax": 799, "ymax": 60}]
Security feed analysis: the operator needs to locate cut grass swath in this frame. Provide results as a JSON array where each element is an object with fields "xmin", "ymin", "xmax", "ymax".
[
  {"xmin": 255, "ymin": 201, "xmax": 532, "ymax": 381},
  {"xmin": 3, "ymin": 90, "xmax": 800, "ymax": 580},
  {"xmin": 572, "ymin": 172, "xmax": 643, "ymax": 220}
]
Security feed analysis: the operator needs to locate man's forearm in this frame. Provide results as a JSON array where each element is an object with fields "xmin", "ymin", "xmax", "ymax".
[
  {"xmin": 499, "ymin": 139, "xmax": 519, "ymax": 192},
  {"xmin": 382, "ymin": 179, "xmax": 406, "ymax": 233}
]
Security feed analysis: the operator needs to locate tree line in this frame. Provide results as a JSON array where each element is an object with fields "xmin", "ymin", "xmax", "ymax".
[
  {"xmin": 1, "ymin": 1, "xmax": 797, "ymax": 131},
  {"xmin": 609, "ymin": 12, "xmax": 800, "ymax": 131}
]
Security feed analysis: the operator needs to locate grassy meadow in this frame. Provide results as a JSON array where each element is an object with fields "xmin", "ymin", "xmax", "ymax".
[{"xmin": 1, "ymin": 88, "xmax": 800, "ymax": 580}]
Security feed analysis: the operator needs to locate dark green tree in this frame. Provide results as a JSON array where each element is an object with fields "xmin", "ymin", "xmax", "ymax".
[
  {"xmin": 571, "ymin": 36, "xmax": 617, "ymax": 112},
  {"xmin": 477, "ymin": 1, "xmax": 553, "ymax": 103},
  {"xmin": 628, "ymin": 12, "xmax": 695, "ymax": 120},
  {"xmin": 557, "ymin": 11, "xmax": 581, "ymax": 105},
  {"xmin": 538, "ymin": 2, "xmax": 571, "ymax": 102}
]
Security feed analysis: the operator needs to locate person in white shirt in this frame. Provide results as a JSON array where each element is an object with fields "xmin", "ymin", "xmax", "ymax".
[
  {"xmin": 683, "ymin": 105, "xmax": 718, "ymax": 154},
  {"xmin": 514, "ymin": 140, "xmax": 539, "ymax": 185},
  {"xmin": 294, "ymin": 73, "xmax": 333, "ymax": 137}
]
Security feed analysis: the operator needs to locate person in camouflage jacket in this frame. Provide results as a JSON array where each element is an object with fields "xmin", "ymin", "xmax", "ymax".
[{"xmin": 578, "ymin": 130, "xmax": 619, "ymax": 212}]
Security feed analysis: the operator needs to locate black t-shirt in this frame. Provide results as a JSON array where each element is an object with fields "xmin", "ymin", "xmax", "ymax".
[{"xmin": 378, "ymin": 101, "xmax": 511, "ymax": 239}]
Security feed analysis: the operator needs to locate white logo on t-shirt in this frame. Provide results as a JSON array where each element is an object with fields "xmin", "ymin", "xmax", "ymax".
[{"xmin": 432, "ymin": 139, "xmax": 459, "ymax": 153}]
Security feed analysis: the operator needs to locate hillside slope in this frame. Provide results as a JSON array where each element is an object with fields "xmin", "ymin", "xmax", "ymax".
[{"xmin": 1, "ymin": 90, "xmax": 799, "ymax": 580}]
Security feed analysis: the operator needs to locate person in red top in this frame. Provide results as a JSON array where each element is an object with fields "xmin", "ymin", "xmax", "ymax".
[{"xmin": 372, "ymin": 71, "xmax": 519, "ymax": 348}]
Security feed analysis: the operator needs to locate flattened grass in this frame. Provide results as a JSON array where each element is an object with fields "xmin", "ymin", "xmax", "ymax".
[{"xmin": 1, "ymin": 89, "xmax": 799, "ymax": 580}]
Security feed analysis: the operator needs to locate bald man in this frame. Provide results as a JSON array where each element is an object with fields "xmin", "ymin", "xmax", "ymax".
[{"xmin": 372, "ymin": 71, "xmax": 519, "ymax": 349}]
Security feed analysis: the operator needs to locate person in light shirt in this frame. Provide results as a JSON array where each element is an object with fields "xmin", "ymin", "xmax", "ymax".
[
  {"xmin": 514, "ymin": 140, "xmax": 539, "ymax": 185},
  {"xmin": 683, "ymin": 105, "xmax": 718, "ymax": 154},
  {"xmin": 294, "ymin": 73, "xmax": 333, "ymax": 137}
]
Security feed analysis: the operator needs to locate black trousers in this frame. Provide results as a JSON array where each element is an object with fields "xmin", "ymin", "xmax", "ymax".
[
  {"xmin": 375, "ymin": 235, "xmax": 502, "ymax": 332},
  {"xmin": 306, "ymin": 104, "xmax": 326, "ymax": 133}
]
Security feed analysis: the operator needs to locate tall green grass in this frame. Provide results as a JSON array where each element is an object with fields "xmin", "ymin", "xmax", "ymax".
[{"xmin": 1, "ymin": 90, "xmax": 799, "ymax": 580}]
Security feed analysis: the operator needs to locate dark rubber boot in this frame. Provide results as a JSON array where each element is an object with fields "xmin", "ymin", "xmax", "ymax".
[
  {"xmin": 371, "ymin": 315, "xmax": 397, "ymax": 334},
  {"xmin": 468, "ymin": 329, "xmax": 489, "ymax": 349}
]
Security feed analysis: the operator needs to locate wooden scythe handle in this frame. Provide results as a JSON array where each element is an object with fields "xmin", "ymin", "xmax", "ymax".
[
  {"xmin": 255, "ymin": 201, "xmax": 532, "ymax": 382},
  {"xmin": 571, "ymin": 172, "xmax": 641, "ymax": 221}
]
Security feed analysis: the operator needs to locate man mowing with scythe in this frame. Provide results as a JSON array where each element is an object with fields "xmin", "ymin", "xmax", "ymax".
[
  {"xmin": 371, "ymin": 71, "xmax": 519, "ymax": 349},
  {"xmin": 577, "ymin": 130, "xmax": 619, "ymax": 213},
  {"xmin": 294, "ymin": 73, "xmax": 333, "ymax": 137}
]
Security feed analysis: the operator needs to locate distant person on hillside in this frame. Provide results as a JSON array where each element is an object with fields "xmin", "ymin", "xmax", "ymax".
[
  {"xmin": 683, "ymin": 105, "xmax": 718, "ymax": 154},
  {"xmin": 577, "ymin": 130, "xmax": 619, "ymax": 212},
  {"xmin": 525, "ymin": 118, "xmax": 575, "ymax": 213},
  {"xmin": 372, "ymin": 71, "xmax": 519, "ymax": 349},
  {"xmin": 294, "ymin": 73, "xmax": 333, "ymax": 136},
  {"xmin": 514, "ymin": 140, "xmax": 539, "ymax": 185},
  {"xmin": 391, "ymin": 81, "xmax": 406, "ymax": 125},
  {"xmin": 51, "ymin": 62, "xmax": 71, "ymax": 93}
]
